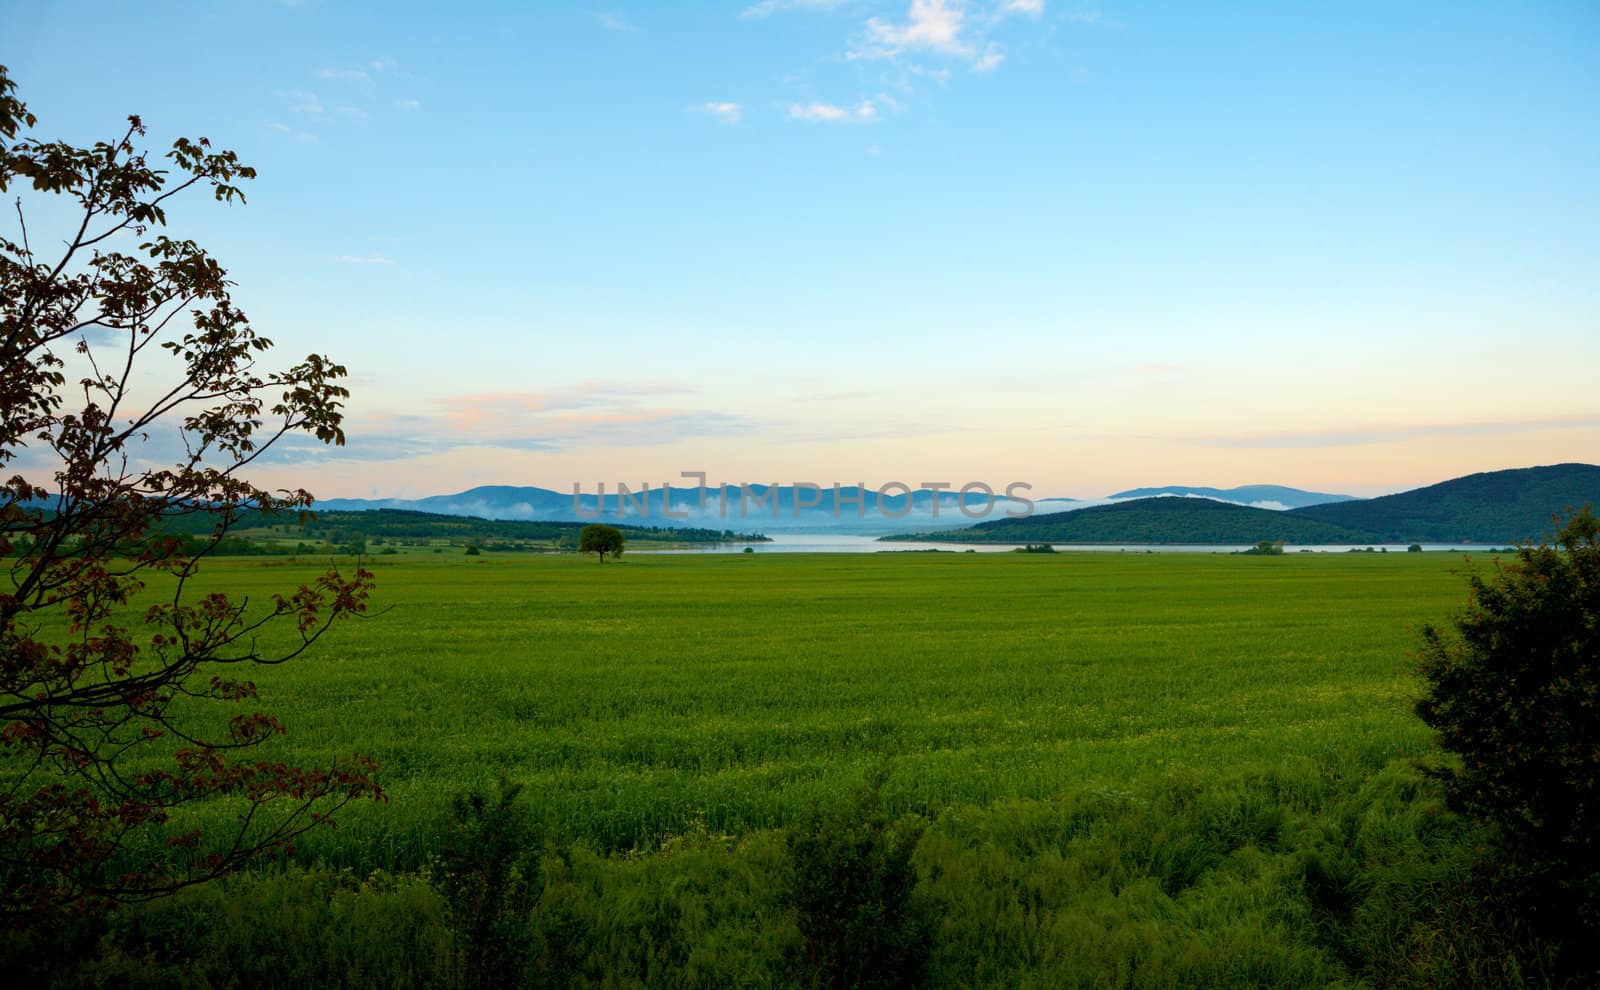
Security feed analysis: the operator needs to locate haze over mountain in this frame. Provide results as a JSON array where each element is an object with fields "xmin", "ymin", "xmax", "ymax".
[
  {"xmin": 903, "ymin": 464, "xmax": 1600, "ymax": 545},
  {"xmin": 316, "ymin": 465, "xmax": 1599, "ymax": 544},
  {"xmin": 1106, "ymin": 485, "xmax": 1356, "ymax": 510},
  {"xmin": 905, "ymin": 496, "xmax": 1377, "ymax": 546},
  {"xmin": 317, "ymin": 484, "xmax": 1046, "ymax": 534}
]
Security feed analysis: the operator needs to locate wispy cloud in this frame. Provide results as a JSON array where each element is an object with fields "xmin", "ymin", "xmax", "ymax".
[
  {"xmin": 597, "ymin": 12, "xmax": 636, "ymax": 32},
  {"xmin": 268, "ymin": 121, "xmax": 317, "ymax": 142},
  {"xmin": 316, "ymin": 56, "xmax": 397, "ymax": 82},
  {"xmin": 831, "ymin": 0, "xmax": 1051, "ymax": 79},
  {"xmin": 740, "ymin": 0, "xmax": 849, "ymax": 17},
  {"xmin": 261, "ymin": 383, "xmax": 757, "ymax": 464},
  {"xmin": 1199, "ymin": 414, "xmax": 1600, "ymax": 449},
  {"xmin": 973, "ymin": 45, "xmax": 1005, "ymax": 71},
  {"xmin": 286, "ymin": 90, "xmax": 323, "ymax": 114},
  {"xmin": 696, "ymin": 101, "xmax": 744, "ymax": 124},
  {"xmin": 395, "ymin": 98, "xmax": 422, "ymax": 112},
  {"xmin": 787, "ymin": 99, "xmax": 878, "ymax": 123},
  {"xmin": 1061, "ymin": 6, "xmax": 1107, "ymax": 25}
]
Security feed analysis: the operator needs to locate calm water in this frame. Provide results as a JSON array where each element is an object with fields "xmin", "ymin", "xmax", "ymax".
[{"xmin": 634, "ymin": 534, "xmax": 1491, "ymax": 555}]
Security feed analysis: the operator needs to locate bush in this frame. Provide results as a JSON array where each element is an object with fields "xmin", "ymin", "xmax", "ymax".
[
  {"xmin": 786, "ymin": 769, "xmax": 930, "ymax": 988},
  {"xmin": 1416, "ymin": 507, "xmax": 1600, "ymax": 981},
  {"xmin": 436, "ymin": 780, "xmax": 543, "ymax": 989}
]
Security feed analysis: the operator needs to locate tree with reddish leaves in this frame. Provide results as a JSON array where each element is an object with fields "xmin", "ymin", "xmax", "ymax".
[{"xmin": 0, "ymin": 66, "xmax": 381, "ymax": 925}]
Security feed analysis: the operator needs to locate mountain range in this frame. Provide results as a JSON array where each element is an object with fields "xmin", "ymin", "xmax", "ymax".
[
  {"xmin": 315, "ymin": 482, "xmax": 1348, "ymax": 533},
  {"xmin": 1106, "ymin": 484, "xmax": 1356, "ymax": 510},
  {"xmin": 317, "ymin": 484, "xmax": 1047, "ymax": 533},
  {"xmin": 907, "ymin": 463, "xmax": 1600, "ymax": 545},
  {"xmin": 315, "ymin": 464, "xmax": 1600, "ymax": 545}
]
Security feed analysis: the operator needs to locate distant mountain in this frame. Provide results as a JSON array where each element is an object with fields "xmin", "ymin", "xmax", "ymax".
[
  {"xmin": 1287, "ymin": 463, "xmax": 1600, "ymax": 543},
  {"xmin": 1107, "ymin": 485, "xmax": 1356, "ymax": 510},
  {"xmin": 317, "ymin": 484, "xmax": 1037, "ymax": 533},
  {"xmin": 888, "ymin": 496, "xmax": 1378, "ymax": 545}
]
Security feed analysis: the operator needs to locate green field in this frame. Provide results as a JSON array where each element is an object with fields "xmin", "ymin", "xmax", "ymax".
[
  {"xmin": 160, "ymin": 550, "xmax": 1475, "ymax": 861},
  {"xmin": 21, "ymin": 550, "xmax": 1546, "ymax": 988}
]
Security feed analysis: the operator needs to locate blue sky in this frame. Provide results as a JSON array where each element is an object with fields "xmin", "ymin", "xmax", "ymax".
[{"xmin": 6, "ymin": 1, "xmax": 1598, "ymax": 498}]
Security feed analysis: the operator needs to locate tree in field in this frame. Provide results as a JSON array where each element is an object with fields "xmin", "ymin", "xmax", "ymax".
[
  {"xmin": 1416, "ymin": 506, "xmax": 1600, "ymax": 975},
  {"xmin": 0, "ymin": 66, "xmax": 381, "ymax": 924},
  {"xmin": 578, "ymin": 524, "xmax": 624, "ymax": 562}
]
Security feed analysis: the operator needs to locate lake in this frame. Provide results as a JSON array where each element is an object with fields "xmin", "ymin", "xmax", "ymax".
[{"xmin": 634, "ymin": 534, "xmax": 1489, "ymax": 554}]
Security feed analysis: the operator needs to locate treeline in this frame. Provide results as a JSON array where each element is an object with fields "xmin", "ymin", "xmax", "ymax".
[
  {"xmin": 1287, "ymin": 462, "xmax": 1600, "ymax": 543},
  {"xmin": 893, "ymin": 497, "xmax": 1374, "ymax": 545},
  {"xmin": 900, "ymin": 464, "xmax": 1600, "ymax": 546},
  {"xmin": 139, "ymin": 508, "xmax": 771, "ymax": 555}
]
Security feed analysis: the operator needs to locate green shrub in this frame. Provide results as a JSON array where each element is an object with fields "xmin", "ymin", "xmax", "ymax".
[
  {"xmin": 786, "ymin": 769, "xmax": 931, "ymax": 988},
  {"xmin": 1416, "ymin": 507, "xmax": 1600, "ymax": 982},
  {"xmin": 436, "ymin": 780, "xmax": 543, "ymax": 989}
]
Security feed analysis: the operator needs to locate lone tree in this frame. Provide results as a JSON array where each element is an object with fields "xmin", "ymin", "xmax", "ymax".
[
  {"xmin": 0, "ymin": 67, "xmax": 381, "ymax": 923},
  {"xmin": 1416, "ymin": 506, "xmax": 1600, "ymax": 975},
  {"xmin": 578, "ymin": 523, "xmax": 624, "ymax": 562}
]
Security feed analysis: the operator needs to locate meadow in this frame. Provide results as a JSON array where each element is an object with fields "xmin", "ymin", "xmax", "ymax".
[
  {"xmin": 14, "ymin": 549, "xmax": 1552, "ymax": 988},
  {"xmin": 163, "ymin": 550, "xmax": 1471, "ymax": 862}
]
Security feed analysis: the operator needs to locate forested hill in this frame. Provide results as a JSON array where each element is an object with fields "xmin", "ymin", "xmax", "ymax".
[
  {"xmin": 888, "ymin": 497, "xmax": 1378, "ymax": 545},
  {"xmin": 1106, "ymin": 484, "xmax": 1355, "ymax": 509},
  {"xmin": 162, "ymin": 508, "xmax": 769, "ymax": 546},
  {"xmin": 1286, "ymin": 463, "xmax": 1600, "ymax": 543}
]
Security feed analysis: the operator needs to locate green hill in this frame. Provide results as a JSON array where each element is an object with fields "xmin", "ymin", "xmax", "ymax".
[
  {"xmin": 889, "ymin": 497, "xmax": 1379, "ymax": 545},
  {"xmin": 155, "ymin": 508, "xmax": 769, "ymax": 552},
  {"xmin": 1287, "ymin": 463, "xmax": 1600, "ymax": 543}
]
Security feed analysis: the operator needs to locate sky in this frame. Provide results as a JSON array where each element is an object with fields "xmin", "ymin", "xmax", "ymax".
[{"xmin": 5, "ymin": 0, "xmax": 1598, "ymax": 500}]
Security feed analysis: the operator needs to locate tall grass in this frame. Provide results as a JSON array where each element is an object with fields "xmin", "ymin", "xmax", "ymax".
[{"xmin": 10, "ymin": 550, "xmax": 1557, "ymax": 986}]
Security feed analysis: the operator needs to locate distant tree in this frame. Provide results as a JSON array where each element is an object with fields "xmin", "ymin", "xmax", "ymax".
[
  {"xmin": 1244, "ymin": 540, "xmax": 1285, "ymax": 555},
  {"xmin": 1416, "ymin": 507, "xmax": 1600, "ymax": 977},
  {"xmin": 0, "ymin": 66, "xmax": 380, "ymax": 923},
  {"xmin": 579, "ymin": 524, "xmax": 624, "ymax": 562},
  {"xmin": 1407, "ymin": 544, "xmax": 1423, "ymax": 553}
]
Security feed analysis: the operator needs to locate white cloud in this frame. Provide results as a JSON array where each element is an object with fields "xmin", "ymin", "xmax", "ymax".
[
  {"xmin": 318, "ymin": 57, "xmax": 395, "ymax": 82},
  {"xmin": 287, "ymin": 90, "xmax": 323, "ymax": 114},
  {"xmin": 698, "ymin": 101, "xmax": 744, "ymax": 124},
  {"xmin": 1062, "ymin": 6, "xmax": 1106, "ymax": 25},
  {"xmin": 1003, "ymin": 0, "xmax": 1045, "ymax": 14},
  {"xmin": 862, "ymin": 0, "xmax": 972, "ymax": 57},
  {"xmin": 395, "ymin": 98, "xmax": 422, "ymax": 112},
  {"xmin": 740, "ymin": 0, "xmax": 848, "ymax": 17},
  {"xmin": 787, "ymin": 100, "xmax": 878, "ymax": 123},
  {"xmin": 335, "ymin": 255, "xmax": 396, "ymax": 265},
  {"xmin": 973, "ymin": 46, "xmax": 1005, "ymax": 71},
  {"xmin": 597, "ymin": 12, "xmax": 636, "ymax": 32},
  {"xmin": 269, "ymin": 122, "xmax": 317, "ymax": 142}
]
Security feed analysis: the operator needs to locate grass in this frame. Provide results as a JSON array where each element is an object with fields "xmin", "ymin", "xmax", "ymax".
[
  {"xmin": 16, "ymin": 549, "xmax": 1569, "ymax": 988},
  {"xmin": 146, "ymin": 550, "xmax": 1481, "ymax": 865}
]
